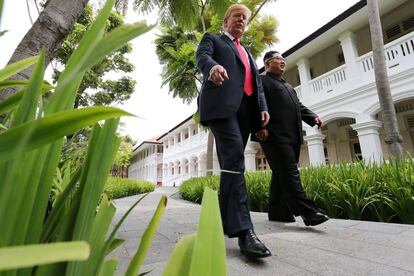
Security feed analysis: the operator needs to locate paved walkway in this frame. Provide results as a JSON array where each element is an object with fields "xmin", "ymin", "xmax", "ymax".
[{"xmin": 111, "ymin": 187, "xmax": 414, "ymax": 275}]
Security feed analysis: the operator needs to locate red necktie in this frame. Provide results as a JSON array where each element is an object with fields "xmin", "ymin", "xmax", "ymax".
[{"xmin": 234, "ymin": 38, "xmax": 253, "ymax": 96}]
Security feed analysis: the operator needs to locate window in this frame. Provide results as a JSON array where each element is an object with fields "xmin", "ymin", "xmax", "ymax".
[
  {"xmin": 337, "ymin": 53, "xmax": 345, "ymax": 65},
  {"xmin": 385, "ymin": 16, "xmax": 414, "ymax": 41},
  {"xmin": 351, "ymin": 142, "xmax": 362, "ymax": 161},
  {"xmin": 324, "ymin": 147, "xmax": 329, "ymax": 164}
]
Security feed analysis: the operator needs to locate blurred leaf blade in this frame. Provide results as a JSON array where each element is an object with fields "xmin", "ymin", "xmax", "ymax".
[
  {"xmin": 0, "ymin": 241, "xmax": 90, "ymax": 270},
  {"xmin": 162, "ymin": 234, "xmax": 196, "ymax": 276},
  {"xmin": 189, "ymin": 187, "xmax": 226, "ymax": 275},
  {"xmin": 125, "ymin": 195, "xmax": 167, "ymax": 276},
  {"xmin": 0, "ymin": 106, "xmax": 133, "ymax": 161},
  {"xmin": 0, "ymin": 55, "xmax": 38, "ymax": 81}
]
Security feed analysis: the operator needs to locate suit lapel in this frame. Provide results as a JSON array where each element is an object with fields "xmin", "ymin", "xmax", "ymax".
[{"xmin": 220, "ymin": 34, "xmax": 243, "ymax": 64}]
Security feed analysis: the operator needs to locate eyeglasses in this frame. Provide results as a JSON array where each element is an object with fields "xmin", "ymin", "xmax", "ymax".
[{"xmin": 266, "ymin": 56, "xmax": 285, "ymax": 62}]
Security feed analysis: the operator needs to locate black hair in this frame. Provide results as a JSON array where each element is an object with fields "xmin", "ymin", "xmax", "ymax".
[{"xmin": 263, "ymin": 50, "xmax": 280, "ymax": 64}]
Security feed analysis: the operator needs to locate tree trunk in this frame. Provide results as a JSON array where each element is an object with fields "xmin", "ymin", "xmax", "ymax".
[
  {"xmin": 366, "ymin": 0, "xmax": 404, "ymax": 160},
  {"xmin": 206, "ymin": 130, "xmax": 214, "ymax": 176},
  {"xmin": 0, "ymin": 0, "xmax": 89, "ymax": 101}
]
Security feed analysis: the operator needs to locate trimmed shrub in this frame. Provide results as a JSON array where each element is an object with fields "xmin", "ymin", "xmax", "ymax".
[
  {"xmin": 180, "ymin": 158, "xmax": 414, "ymax": 224},
  {"xmin": 180, "ymin": 175, "xmax": 220, "ymax": 204},
  {"xmin": 104, "ymin": 177, "xmax": 155, "ymax": 199}
]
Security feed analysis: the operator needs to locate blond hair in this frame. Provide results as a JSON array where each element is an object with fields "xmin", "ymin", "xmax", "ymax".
[{"xmin": 223, "ymin": 4, "xmax": 252, "ymax": 22}]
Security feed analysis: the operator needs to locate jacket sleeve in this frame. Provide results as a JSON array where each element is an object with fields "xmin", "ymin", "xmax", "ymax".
[
  {"xmin": 299, "ymin": 100, "xmax": 318, "ymax": 126},
  {"xmin": 196, "ymin": 32, "xmax": 219, "ymax": 79},
  {"xmin": 256, "ymin": 75, "xmax": 268, "ymax": 112}
]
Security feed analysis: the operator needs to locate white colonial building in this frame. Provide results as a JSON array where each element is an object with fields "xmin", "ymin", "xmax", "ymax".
[{"xmin": 129, "ymin": 0, "xmax": 414, "ymax": 186}]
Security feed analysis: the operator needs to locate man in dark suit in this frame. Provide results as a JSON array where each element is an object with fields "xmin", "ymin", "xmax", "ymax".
[
  {"xmin": 256, "ymin": 50, "xmax": 329, "ymax": 226},
  {"xmin": 196, "ymin": 4, "xmax": 271, "ymax": 258}
]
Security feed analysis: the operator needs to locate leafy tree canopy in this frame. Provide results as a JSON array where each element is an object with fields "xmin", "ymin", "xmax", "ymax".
[{"xmin": 52, "ymin": 4, "xmax": 136, "ymax": 108}]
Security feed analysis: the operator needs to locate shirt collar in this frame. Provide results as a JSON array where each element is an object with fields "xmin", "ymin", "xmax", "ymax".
[{"xmin": 224, "ymin": 32, "xmax": 236, "ymax": 41}]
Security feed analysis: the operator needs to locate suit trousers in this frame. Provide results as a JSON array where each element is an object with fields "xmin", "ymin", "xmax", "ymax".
[
  {"xmin": 260, "ymin": 142, "xmax": 319, "ymax": 219},
  {"xmin": 208, "ymin": 94, "xmax": 255, "ymax": 237}
]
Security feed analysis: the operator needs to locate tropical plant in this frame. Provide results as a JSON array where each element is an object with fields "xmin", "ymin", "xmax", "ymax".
[
  {"xmin": 0, "ymin": 0, "xmax": 157, "ymax": 274},
  {"xmin": 1, "ymin": 1, "xmax": 228, "ymax": 274}
]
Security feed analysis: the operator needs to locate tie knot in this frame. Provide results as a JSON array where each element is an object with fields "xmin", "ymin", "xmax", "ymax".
[{"xmin": 234, "ymin": 38, "xmax": 240, "ymax": 45}]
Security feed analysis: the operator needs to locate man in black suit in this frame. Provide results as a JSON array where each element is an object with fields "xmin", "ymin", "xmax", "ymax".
[
  {"xmin": 196, "ymin": 4, "xmax": 271, "ymax": 258},
  {"xmin": 256, "ymin": 50, "xmax": 329, "ymax": 226}
]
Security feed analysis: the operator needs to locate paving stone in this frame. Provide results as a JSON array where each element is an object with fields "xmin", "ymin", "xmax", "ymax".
[
  {"xmin": 279, "ymin": 247, "xmax": 414, "ymax": 276},
  {"xmin": 227, "ymin": 255, "xmax": 318, "ymax": 276},
  {"xmin": 348, "ymin": 220, "xmax": 413, "ymax": 234},
  {"xmin": 302, "ymin": 236, "xmax": 414, "ymax": 272},
  {"xmin": 351, "ymin": 230, "xmax": 414, "ymax": 251},
  {"xmin": 401, "ymin": 228, "xmax": 414, "ymax": 237}
]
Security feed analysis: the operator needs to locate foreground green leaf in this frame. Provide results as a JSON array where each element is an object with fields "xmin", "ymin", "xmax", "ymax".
[
  {"xmin": 0, "ymin": 55, "xmax": 38, "ymax": 81},
  {"xmin": 0, "ymin": 241, "xmax": 90, "ymax": 270},
  {"xmin": 46, "ymin": 0, "xmax": 116, "ymax": 113},
  {"xmin": 79, "ymin": 23, "xmax": 155, "ymax": 74},
  {"xmin": 163, "ymin": 188, "xmax": 226, "ymax": 276},
  {"xmin": 162, "ymin": 234, "xmax": 196, "ymax": 276},
  {"xmin": 125, "ymin": 195, "xmax": 167, "ymax": 276},
  {"xmin": 0, "ymin": 79, "xmax": 53, "ymax": 90},
  {"xmin": 189, "ymin": 187, "xmax": 226, "ymax": 276},
  {"xmin": 0, "ymin": 106, "xmax": 133, "ymax": 161}
]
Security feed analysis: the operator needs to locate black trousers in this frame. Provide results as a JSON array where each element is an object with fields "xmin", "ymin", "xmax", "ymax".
[
  {"xmin": 260, "ymin": 142, "xmax": 319, "ymax": 220},
  {"xmin": 208, "ymin": 94, "xmax": 255, "ymax": 237}
]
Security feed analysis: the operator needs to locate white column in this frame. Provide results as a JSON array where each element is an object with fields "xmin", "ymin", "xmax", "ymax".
[
  {"xmin": 351, "ymin": 116, "xmax": 383, "ymax": 164},
  {"xmin": 189, "ymin": 158, "xmax": 195, "ymax": 177},
  {"xmin": 304, "ymin": 127, "xmax": 326, "ymax": 165},
  {"xmin": 188, "ymin": 125, "xmax": 194, "ymax": 143},
  {"xmin": 296, "ymin": 58, "xmax": 312, "ymax": 98},
  {"xmin": 338, "ymin": 31, "xmax": 359, "ymax": 81},
  {"xmin": 198, "ymin": 157, "xmax": 206, "ymax": 177},
  {"xmin": 213, "ymin": 153, "xmax": 220, "ymax": 175},
  {"xmin": 244, "ymin": 141, "xmax": 258, "ymax": 172}
]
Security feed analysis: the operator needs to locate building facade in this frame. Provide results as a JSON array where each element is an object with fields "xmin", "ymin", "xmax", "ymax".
[{"xmin": 129, "ymin": 0, "xmax": 414, "ymax": 186}]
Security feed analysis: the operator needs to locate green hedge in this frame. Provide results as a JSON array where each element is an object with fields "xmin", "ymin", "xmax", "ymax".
[
  {"xmin": 104, "ymin": 177, "xmax": 155, "ymax": 199},
  {"xmin": 179, "ymin": 158, "xmax": 414, "ymax": 224}
]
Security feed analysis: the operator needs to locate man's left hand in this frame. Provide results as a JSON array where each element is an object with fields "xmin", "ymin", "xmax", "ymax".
[
  {"xmin": 261, "ymin": 111, "xmax": 270, "ymax": 127},
  {"xmin": 255, "ymin": 129, "xmax": 269, "ymax": 141},
  {"xmin": 314, "ymin": 117, "xmax": 323, "ymax": 129}
]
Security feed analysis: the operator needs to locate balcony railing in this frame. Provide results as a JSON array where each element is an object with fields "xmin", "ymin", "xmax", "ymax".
[
  {"xmin": 295, "ymin": 31, "xmax": 414, "ymax": 101},
  {"xmin": 308, "ymin": 64, "xmax": 347, "ymax": 95}
]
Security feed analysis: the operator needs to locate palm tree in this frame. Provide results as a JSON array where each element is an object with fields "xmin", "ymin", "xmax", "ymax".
[{"xmin": 366, "ymin": 0, "xmax": 403, "ymax": 160}]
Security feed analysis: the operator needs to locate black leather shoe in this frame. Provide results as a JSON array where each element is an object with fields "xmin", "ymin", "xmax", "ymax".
[
  {"xmin": 301, "ymin": 211, "xmax": 329, "ymax": 226},
  {"xmin": 269, "ymin": 215, "xmax": 296, "ymax": 223},
  {"xmin": 238, "ymin": 229, "xmax": 271, "ymax": 258}
]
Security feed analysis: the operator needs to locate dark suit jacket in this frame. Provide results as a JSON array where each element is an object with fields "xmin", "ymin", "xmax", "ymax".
[
  {"xmin": 260, "ymin": 72, "xmax": 317, "ymax": 145},
  {"xmin": 196, "ymin": 32, "xmax": 268, "ymax": 132}
]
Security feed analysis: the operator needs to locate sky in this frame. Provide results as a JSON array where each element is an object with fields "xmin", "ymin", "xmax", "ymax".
[{"xmin": 0, "ymin": 0, "xmax": 359, "ymax": 144}]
